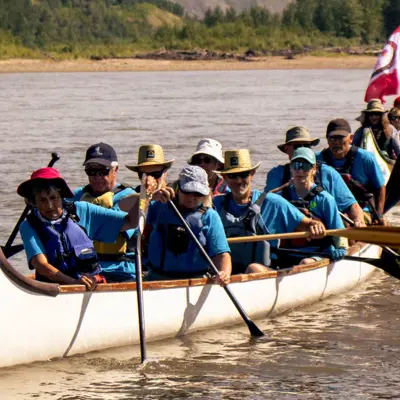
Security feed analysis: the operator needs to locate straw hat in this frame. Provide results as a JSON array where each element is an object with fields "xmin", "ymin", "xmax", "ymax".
[
  {"xmin": 363, "ymin": 99, "xmax": 386, "ymax": 113},
  {"xmin": 218, "ymin": 149, "xmax": 261, "ymax": 175},
  {"xmin": 277, "ymin": 126, "xmax": 320, "ymax": 153},
  {"xmin": 126, "ymin": 144, "xmax": 175, "ymax": 172},
  {"xmin": 17, "ymin": 167, "xmax": 74, "ymax": 199},
  {"xmin": 187, "ymin": 138, "xmax": 224, "ymax": 164}
]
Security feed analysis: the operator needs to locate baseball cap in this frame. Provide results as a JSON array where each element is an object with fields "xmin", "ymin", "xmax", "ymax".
[
  {"xmin": 83, "ymin": 142, "xmax": 118, "ymax": 167},
  {"xmin": 326, "ymin": 118, "xmax": 352, "ymax": 137},
  {"xmin": 291, "ymin": 147, "xmax": 316, "ymax": 165}
]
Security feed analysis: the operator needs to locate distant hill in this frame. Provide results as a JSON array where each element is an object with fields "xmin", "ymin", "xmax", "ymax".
[{"xmin": 173, "ymin": 0, "xmax": 293, "ymax": 16}]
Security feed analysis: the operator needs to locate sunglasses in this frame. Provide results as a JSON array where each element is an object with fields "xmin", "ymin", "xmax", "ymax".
[
  {"xmin": 390, "ymin": 116, "xmax": 400, "ymax": 121},
  {"xmin": 138, "ymin": 169, "xmax": 165, "ymax": 180},
  {"xmin": 290, "ymin": 161, "xmax": 314, "ymax": 171},
  {"xmin": 191, "ymin": 155, "xmax": 214, "ymax": 165},
  {"xmin": 226, "ymin": 171, "xmax": 251, "ymax": 180},
  {"xmin": 292, "ymin": 144, "xmax": 311, "ymax": 150},
  {"xmin": 368, "ymin": 112, "xmax": 382, "ymax": 117},
  {"xmin": 179, "ymin": 188, "xmax": 204, "ymax": 197},
  {"xmin": 85, "ymin": 168, "xmax": 111, "ymax": 177}
]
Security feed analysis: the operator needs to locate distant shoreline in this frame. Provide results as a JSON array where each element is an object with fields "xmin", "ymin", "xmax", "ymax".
[{"xmin": 0, "ymin": 55, "xmax": 376, "ymax": 73}]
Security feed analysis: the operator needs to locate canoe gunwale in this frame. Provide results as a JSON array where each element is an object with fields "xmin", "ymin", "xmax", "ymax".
[{"xmin": 0, "ymin": 242, "xmax": 367, "ymax": 297}]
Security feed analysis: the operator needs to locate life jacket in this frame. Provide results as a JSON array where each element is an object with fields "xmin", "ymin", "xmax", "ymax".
[
  {"xmin": 212, "ymin": 176, "xmax": 229, "ymax": 196},
  {"xmin": 26, "ymin": 205, "xmax": 100, "ymax": 282},
  {"xmin": 219, "ymin": 193, "xmax": 270, "ymax": 274},
  {"xmin": 321, "ymin": 146, "xmax": 374, "ymax": 207},
  {"xmin": 149, "ymin": 203, "xmax": 209, "ymax": 275},
  {"xmin": 281, "ymin": 185, "xmax": 334, "ymax": 249},
  {"xmin": 80, "ymin": 184, "xmax": 131, "ymax": 260}
]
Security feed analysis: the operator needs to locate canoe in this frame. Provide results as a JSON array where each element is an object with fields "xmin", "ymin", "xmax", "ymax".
[{"xmin": 0, "ymin": 241, "xmax": 380, "ymax": 369}]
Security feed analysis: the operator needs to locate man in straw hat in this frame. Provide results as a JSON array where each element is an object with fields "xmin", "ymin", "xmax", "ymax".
[
  {"xmin": 73, "ymin": 142, "xmax": 137, "ymax": 282},
  {"xmin": 353, "ymin": 99, "xmax": 400, "ymax": 161},
  {"xmin": 129, "ymin": 165, "xmax": 231, "ymax": 285},
  {"xmin": 18, "ymin": 167, "xmax": 140, "ymax": 290},
  {"xmin": 266, "ymin": 126, "xmax": 366, "ymax": 228},
  {"xmin": 187, "ymin": 138, "xmax": 229, "ymax": 196},
  {"xmin": 317, "ymin": 118, "xmax": 387, "ymax": 225},
  {"xmin": 213, "ymin": 149, "xmax": 326, "ymax": 271}
]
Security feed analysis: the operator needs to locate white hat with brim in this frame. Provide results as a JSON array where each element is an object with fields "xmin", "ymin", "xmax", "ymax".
[
  {"xmin": 217, "ymin": 149, "xmax": 261, "ymax": 175},
  {"xmin": 187, "ymin": 138, "xmax": 224, "ymax": 164}
]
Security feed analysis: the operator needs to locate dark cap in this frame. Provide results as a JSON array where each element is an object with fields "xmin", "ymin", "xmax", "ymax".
[
  {"xmin": 326, "ymin": 118, "xmax": 352, "ymax": 137},
  {"xmin": 83, "ymin": 142, "xmax": 118, "ymax": 167},
  {"xmin": 394, "ymin": 96, "xmax": 400, "ymax": 108}
]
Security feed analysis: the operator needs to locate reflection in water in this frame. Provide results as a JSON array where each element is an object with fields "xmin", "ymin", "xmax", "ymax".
[{"xmin": 1, "ymin": 70, "xmax": 400, "ymax": 398}]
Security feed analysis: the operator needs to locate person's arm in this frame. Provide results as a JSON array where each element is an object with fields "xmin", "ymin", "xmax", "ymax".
[
  {"xmin": 346, "ymin": 202, "xmax": 366, "ymax": 227},
  {"xmin": 30, "ymin": 254, "xmax": 97, "ymax": 290},
  {"xmin": 211, "ymin": 252, "xmax": 232, "ymax": 286},
  {"xmin": 295, "ymin": 217, "xmax": 326, "ymax": 239}
]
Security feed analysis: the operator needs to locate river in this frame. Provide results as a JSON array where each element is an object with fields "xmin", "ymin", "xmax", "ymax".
[{"xmin": 0, "ymin": 69, "xmax": 400, "ymax": 399}]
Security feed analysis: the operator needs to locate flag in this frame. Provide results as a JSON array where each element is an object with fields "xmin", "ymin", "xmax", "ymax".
[{"xmin": 365, "ymin": 26, "xmax": 400, "ymax": 103}]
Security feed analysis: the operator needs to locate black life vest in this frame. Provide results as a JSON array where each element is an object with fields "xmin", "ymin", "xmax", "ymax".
[{"xmin": 321, "ymin": 146, "xmax": 373, "ymax": 207}]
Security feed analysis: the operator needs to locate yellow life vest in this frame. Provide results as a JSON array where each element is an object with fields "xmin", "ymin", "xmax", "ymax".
[{"xmin": 80, "ymin": 187, "xmax": 127, "ymax": 256}]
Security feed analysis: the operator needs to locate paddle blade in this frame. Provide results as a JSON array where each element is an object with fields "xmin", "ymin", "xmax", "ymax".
[
  {"xmin": 247, "ymin": 320, "xmax": 265, "ymax": 337},
  {"xmin": 1, "ymin": 244, "xmax": 24, "ymax": 259}
]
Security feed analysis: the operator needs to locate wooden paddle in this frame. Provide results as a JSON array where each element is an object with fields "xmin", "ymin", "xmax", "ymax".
[
  {"xmin": 4, "ymin": 152, "xmax": 60, "ymax": 250},
  {"xmin": 135, "ymin": 174, "xmax": 150, "ymax": 364},
  {"xmin": 227, "ymin": 226, "xmax": 400, "ymax": 247},
  {"xmin": 168, "ymin": 200, "xmax": 264, "ymax": 337}
]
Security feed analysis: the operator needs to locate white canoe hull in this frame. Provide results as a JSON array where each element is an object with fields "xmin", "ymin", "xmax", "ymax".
[{"xmin": 0, "ymin": 243, "xmax": 380, "ymax": 369}]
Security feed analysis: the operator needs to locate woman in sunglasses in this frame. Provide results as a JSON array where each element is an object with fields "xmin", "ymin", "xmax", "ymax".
[
  {"xmin": 279, "ymin": 147, "xmax": 348, "ymax": 264},
  {"xmin": 389, "ymin": 107, "xmax": 400, "ymax": 134},
  {"xmin": 187, "ymin": 138, "xmax": 229, "ymax": 197},
  {"xmin": 353, "ymin": 99, "xmax": 400, "ymax": 161},
  {"xmin": 140, "ymin": 165, "xmax": 232, "ymax": 285},
  {"xmin": 73, "ymin": 142, "xmax": 138, "ymax": 283}
]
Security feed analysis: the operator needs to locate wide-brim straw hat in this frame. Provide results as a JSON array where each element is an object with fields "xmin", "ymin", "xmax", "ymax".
[
  {"xmin": 277, "ymin": 126, "xmax": 320, "ymax": 153},
  {"xmin": 217, "ymin": 149, "xmax": 261, "ymax": 175},
  {"xmin": 17, "ymin": 167, "xmax": 74, "ymax": 199},
  {"xmin": 187, "ymin": 138, "xmax": 224, "ymax": 164},
  {"xmin": 126, "ymin": 144, "xmax": 175, "ymax": 173}
]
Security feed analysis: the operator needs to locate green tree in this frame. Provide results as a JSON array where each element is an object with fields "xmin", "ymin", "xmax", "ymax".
[{"xmin": 384, "ymin": 0, "xmax": 400, "ymax": 36}]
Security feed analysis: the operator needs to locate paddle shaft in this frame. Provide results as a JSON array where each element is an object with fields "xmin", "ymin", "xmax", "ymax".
[
  {"xmin": 227, "ymin": 226, "xmax": 400, "ymax": 247},
  {"xmin": 5, "ymin": 152, "xmax": 60, "ymax": 249},
  {"xmin": 168, "ymin": 200, "xmax": 264, "ymax": 337},
  {"xmin": 135, "ymin": 176, "xmax": 149, "ymax": 364}
]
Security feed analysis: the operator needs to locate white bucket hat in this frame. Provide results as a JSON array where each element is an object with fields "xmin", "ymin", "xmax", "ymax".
[{"xmin": 187, "ymin": 138, "xmax": 224, "ymax": 164}]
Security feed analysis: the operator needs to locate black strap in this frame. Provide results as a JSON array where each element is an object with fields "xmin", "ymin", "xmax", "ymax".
[{"xmin": 321, "ymin": 145, "xmax": 358, "ymax": 174}]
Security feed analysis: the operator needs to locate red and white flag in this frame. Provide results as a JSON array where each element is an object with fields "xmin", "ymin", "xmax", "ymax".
[{"xmin": 365, "ymin": 26, "xmax": 400, "ymax": 103}]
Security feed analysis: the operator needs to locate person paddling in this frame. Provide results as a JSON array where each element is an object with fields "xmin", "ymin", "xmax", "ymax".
[
  {"xmin": 265, "ymin": 126, "xmax": 366, "ymax": 227},
  {"xmin": 73, "ymin": 142, "xmax": 137, "ymax": 282},
  {"xmin": 213, "ymin": 149, "xmax": 326, "ymax": 271},
  {"xmin": 317, "ymin": 118, "xmax": 387, "ymax": 226},
  {"xmin": 353, "ymin": 99, "xmax": 400, "ymax": 161},
  {"xmin": 18, "ymin": 167, "xmax": 139, "ymax": 290},
  {"xmin": 388, "ymin": 107, "xmax": 400, "ymax": 135},
  {"xmin": 278, "ymin": 147, "xmax": 348, "ymax": 264}
]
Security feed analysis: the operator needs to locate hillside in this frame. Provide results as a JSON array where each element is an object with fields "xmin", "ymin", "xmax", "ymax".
[{"xmin": 173, "ymin": 0, "xmax": 293, "ymax": 16}]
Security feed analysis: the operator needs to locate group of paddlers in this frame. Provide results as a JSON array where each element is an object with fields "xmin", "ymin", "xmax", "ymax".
[{"xmin": 13, "ymin": 97, "xmax": 400, "ymax": 290}]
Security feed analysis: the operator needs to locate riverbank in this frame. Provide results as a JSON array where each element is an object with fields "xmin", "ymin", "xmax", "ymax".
[{"xmin": 0, "ymin": 55, "xmax": 376, "ymax": 73}]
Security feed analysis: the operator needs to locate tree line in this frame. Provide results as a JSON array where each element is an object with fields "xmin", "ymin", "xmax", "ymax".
[{"xmin": 0, "ymin": 0, "xmax": 398, "ymax": 59}]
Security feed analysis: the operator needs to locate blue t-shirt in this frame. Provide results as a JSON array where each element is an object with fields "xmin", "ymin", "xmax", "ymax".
[
  {"xmin": 213, "ymin": 190, "xmax": 305, "ymax": 249},
  {"xmin": 316, "ymin": 148, "xmax": 385, "ymax": 189},
  {"xmin": 74, "ymin": 184, "xmax": 136, "ymax": 281},
  {"xmin": 146, "ymin": 201, "xmax": 230, "ymax": 274},
  {"xmin": 264, "ymin": 163, "xmax": 357, "ymax": 213},
  {"xmin": 20, "ymin": 201, "xmax": 127, "ymax": 272}
]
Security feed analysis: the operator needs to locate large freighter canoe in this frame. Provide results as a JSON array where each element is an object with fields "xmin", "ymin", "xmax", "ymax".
[{"xmin": 0, "ymin": 242, "xmax": 380, "ymax": 369}]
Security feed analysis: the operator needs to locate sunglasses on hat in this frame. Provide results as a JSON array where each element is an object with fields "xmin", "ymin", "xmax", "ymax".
[
  {"xmin": 85, "ymin": 168, "xmax": 111, "ymax": 177},
  {"xmin": 290, "ymin": 161, "xmax": 313, "ymax": 172},
  {"xmin": 191, "ymin": 155, "xmax": 214, "ymax": 165},
  {"xmin": 226, "ymin": 171, "xmax": 251, "ymax": 180},
  {"xmin": 138, "ymin": 169, "xmax": 165, "ymax": 180}
]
